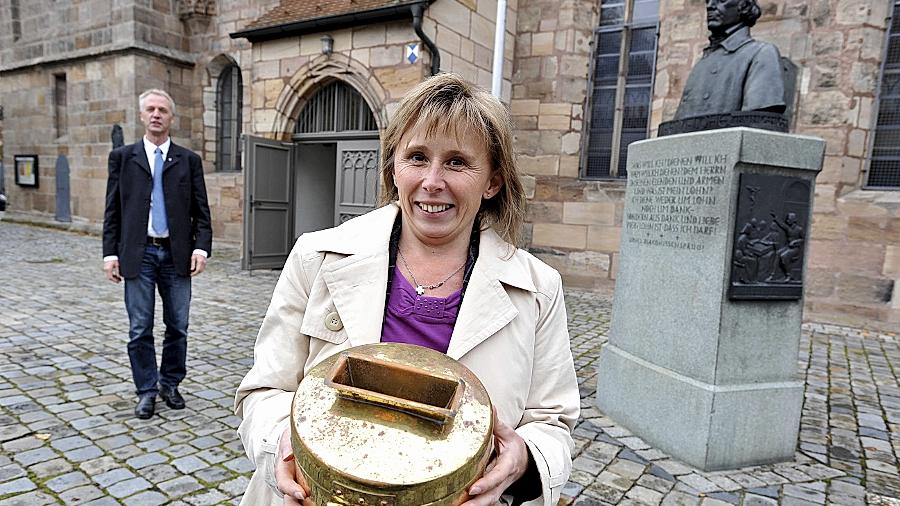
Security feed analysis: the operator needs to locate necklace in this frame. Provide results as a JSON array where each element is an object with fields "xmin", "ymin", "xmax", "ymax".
[{"xmin": 397, "ymin": 250, "xmax": 466, "ymax": 296}]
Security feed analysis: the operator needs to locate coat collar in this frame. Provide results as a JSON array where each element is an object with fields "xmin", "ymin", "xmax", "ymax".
[
  {"xmin": 306, "ymin": 204, "xmax": 537, "ymax": 291},
  {"xmin": 704, "ymin": 25, "xmax": 753, "ymax": 55},
  {"xmin": 303, "ymin": 204, "xmax": 537, "ymax": 359},
  {"xmin": 130, "ymin": 141, "xmax": 151, "ymax": 175},
  {"xmin": 129, "ymin": 140, "xmax": 183, "ymax": 175}
]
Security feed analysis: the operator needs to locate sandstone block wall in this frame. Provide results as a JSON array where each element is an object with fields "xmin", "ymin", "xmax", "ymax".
[
  {"xmin": 1, "ymin": 55, "xmax": 136, "ymax": 222},
  {"xmin": 425, "ymin": 0, "xmax": 517, "ymax": 99},
  {"xmin": 516, "ymin": 0, "xmax": 898, "ymax": 328},
  {"xmin": 247, "ymin": 23, "xmax": 419, "ymax": 137},
  {"xmin": 0, "ymin": 0, "xmax": 281, "ymax": 244},
  {"xmin": 0, "ymin": 0, "xmax": 194, "ymax": 71},
  {"xmin": 246, "ymin": 0, "xmax": 516, "ymax": 134},
  {"xmin": 654, "ymin": 0, "xmax": 898, "ymax": 327},
  {"xmin": 0, "ymin": 51, "xmax": 199, "ymax": 224},
  {"xmin": 510, "ymin": 0, "xmax": 619, "ymax": 287},
  {"xmin": 186, "ymin": 0, "xmax": 279, "ymax": 243}
]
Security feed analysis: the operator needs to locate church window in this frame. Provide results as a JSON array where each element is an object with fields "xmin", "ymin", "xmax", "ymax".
[
  {"xmin": 217, "ymin": 64, "xmax": 242, "ymax": 172},
  {"xmin": 869, "ymin": 0, "xmax": 900, "ymax": 188},
  {"xmin": 54, "ymin": 74, "xmax": 67, "ymax": 139},
  {"xmin": 583, "ymin": 0, "xmax": 659, "ymax": 179},
  {"xmin": 11, "ymin": 0, "xmax": 21, "ymax": 41}
]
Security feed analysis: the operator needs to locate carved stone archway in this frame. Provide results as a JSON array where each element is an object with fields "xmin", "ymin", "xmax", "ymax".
[
  {"xmin": 270, "ymin": 54, "xmax": 388, "ymax": 139},
  {"xmin": 206, "ymin": 53, "xmax": 239, "ymax": 84}
]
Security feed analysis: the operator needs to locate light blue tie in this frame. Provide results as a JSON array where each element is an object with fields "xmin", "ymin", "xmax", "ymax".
[{"xmin": 151, "ymin": 147, "xmax": 168, "ymax": 235}]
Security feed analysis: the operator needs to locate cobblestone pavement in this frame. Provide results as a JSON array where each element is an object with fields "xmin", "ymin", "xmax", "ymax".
[{"xmin": 0, "ymin": 221, "xmax": 898, "ymax": 506}]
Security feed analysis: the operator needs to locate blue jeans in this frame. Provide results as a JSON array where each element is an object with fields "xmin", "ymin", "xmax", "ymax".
[{"xmin": 124, "ymin": 244, "xmax": 191, "ymax": 396}]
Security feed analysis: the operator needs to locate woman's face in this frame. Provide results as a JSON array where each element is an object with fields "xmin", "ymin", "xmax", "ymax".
[{"xmin": 393, "ymin": 125, "xmax": 502, "ymax": 249}]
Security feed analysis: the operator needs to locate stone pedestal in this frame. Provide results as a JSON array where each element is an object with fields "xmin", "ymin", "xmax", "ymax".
[{"xmin": 595, "ymin": 127, "xmax": 824, "ymax": 471}]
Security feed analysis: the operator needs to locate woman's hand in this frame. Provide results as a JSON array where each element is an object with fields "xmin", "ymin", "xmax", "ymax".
[
  {"xmin": 275, "ymin": 425, "xmax": 314, "ymax": 505},
  {"xmin": 462, "ymin": 410, "xmax": 530, "ymax": 506}
]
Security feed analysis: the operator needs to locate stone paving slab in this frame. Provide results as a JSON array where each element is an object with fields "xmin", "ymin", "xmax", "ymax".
[{"xmin": 1, "ymin": 221, "xmax": 898, "ymax": 505}]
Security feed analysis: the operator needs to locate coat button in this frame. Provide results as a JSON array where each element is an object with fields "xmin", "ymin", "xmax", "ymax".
[
  {"xmin": 703, "ymin": 92, "xmax": 711, "ymax": 100},
  {"xmin": 710, "ymin": 67, "xmax": 718, "ymax": 74},
  {"xmin": 325, "ymin": 311, "xmax": 343, "ymax": 331}
]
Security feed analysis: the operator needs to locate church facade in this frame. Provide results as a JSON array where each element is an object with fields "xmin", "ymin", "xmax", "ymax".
[{"xmin": 1, "ymin": 0, "xmax": 898, "ymax": 328}]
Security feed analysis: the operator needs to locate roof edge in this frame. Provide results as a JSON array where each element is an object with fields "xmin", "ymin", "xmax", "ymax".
[
  {"xmin": 230, "ymin": 1, "xmax": 433, "ymax": 42},
  {"xmin": 0, "ymin": 44, "xmax": 194, "ymax": 74}
]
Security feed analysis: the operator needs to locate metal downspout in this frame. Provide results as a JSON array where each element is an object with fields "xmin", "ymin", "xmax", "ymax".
[
  {"xmin": 411, "ymin": 3, "xmax": 440, "ymax": 76},
  {"xmin": 491, "ymin": 0, "xmax": 507, "ymax": 97}
]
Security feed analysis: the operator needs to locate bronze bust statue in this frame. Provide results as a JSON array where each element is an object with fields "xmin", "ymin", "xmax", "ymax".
[{"xmin": 674, "ymin": 0, "xmax": 786, "ymax": 121}]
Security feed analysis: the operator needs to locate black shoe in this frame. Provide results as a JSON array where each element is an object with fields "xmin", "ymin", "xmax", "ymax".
[
  {"xmin": 159, "ymin": 386, "xmax": 185, "ymax": 410},
  {"xmin": 135, "ymin": 394, "xmax": 156, "ymax": 419}
]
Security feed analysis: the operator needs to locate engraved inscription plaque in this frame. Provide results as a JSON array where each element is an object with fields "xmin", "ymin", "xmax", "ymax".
[
  {"xmin": 625, "ymin": 154, "xmax": 730, "ymax": 253},
  {"xmin": 729, "ymin": 173, "xmax": 812, "ymax": 300}
]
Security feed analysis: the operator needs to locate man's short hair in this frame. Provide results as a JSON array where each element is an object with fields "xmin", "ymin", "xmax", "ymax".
[
  {"xmin": 139, "ymin": 89, "xmax": 176, "ymax": 115},
  {"xmin": 740, "ymin": 0, "xmax": 762, "ymax": 27}
]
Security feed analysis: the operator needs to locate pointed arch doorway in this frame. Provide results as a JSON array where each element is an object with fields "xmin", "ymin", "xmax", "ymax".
[{"xmin": 243, "ymin": 80, "xmax": 381, "ymax": 270}]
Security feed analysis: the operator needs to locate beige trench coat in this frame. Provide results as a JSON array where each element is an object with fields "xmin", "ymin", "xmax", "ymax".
[{"xmin": 234, "ymin": 204, "xmax": 580, "ymax": 506}]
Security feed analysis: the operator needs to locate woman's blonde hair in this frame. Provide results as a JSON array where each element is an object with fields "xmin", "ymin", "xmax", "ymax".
[{"xmin": 379, "ymin": 73, "xmax": 526, "ymax": 246}]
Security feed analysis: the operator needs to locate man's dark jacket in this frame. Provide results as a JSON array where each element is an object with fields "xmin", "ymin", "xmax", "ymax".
[{"xmin": 103, "ymin": 141, "xmax": 212, "ymax": 279}]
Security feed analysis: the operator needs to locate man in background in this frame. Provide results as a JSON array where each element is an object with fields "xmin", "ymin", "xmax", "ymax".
[{"xmin": 102, "ymin": 89, "xmax": 212, "ymax": 419}]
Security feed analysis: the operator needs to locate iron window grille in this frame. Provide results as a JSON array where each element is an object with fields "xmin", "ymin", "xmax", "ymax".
[
  {"xmin": 216, "ymin": 64, "xmax": 242, "ymax": 171},
  {"xmin": 11, "ymin": 0, "xmax": 21, "ymax": 41},
  {"xmin": 582, "ymin": 0, "xmax": 659, "ymax": 179},
  {"xmin": 868, "ymin": 0, "xmax": 900, "ymax": 189},
  {"xmin": 295, "ymin": 81, "xmax": 378, "ymax": 134}
]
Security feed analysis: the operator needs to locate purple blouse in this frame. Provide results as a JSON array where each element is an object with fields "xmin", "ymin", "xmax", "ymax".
[{"xmin": 381, "ymin": 265, "xmax": 461, "ymax": 353}]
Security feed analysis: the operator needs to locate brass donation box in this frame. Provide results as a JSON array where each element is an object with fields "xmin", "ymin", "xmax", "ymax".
[{"xmin": 291, "ymin": 343, "xmax": 494, "ymax": 506}]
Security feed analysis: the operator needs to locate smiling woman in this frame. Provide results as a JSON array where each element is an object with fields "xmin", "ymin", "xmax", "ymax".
[
  {"xmin": 390, "ymin": 126, "xmax": 500, "ymax": 289},
  {"xmin": 234, "ymin": 73, "xmax": 579, "ymax": 506},
  {"xmin": 379, "ymin": 73, "xmax": 525, "ymax": 250}
]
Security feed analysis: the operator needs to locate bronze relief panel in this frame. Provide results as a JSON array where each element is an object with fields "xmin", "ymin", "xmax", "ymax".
[{"xmin": 729, "ymin": 173, "xmax": 811, "ymax": 300}]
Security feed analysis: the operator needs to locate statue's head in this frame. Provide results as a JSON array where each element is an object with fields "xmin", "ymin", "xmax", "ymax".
[{"xmin": 706, "ymin": 0, "xmax": 761, "ymax": 33}]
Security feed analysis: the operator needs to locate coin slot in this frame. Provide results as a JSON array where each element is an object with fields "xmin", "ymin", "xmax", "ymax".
[{"xmin": 325, "ymin": 352, "xmax": 465, "ymax": 425}]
